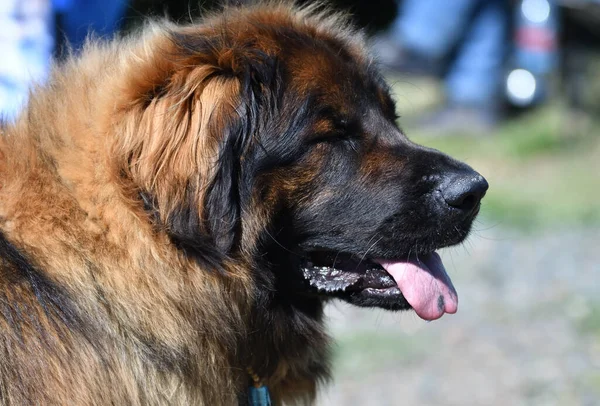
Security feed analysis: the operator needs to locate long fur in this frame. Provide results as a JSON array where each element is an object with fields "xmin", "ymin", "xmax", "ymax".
[
  {"xmin": 0, "ymin": 1, "xmax": 492, "ymax": 404},
  {"xmin": 0, "ymin": 3, "xmax": 367, "ymax": 404}
]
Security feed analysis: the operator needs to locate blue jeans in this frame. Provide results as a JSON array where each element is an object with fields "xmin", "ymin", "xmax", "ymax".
[
  {"xmin": 392, "ymin": 0, "xmax": 509, "ymax": 106},
  {"xmin": 56, "ymin": 0, "xmax": 128, "ymax": 51}
]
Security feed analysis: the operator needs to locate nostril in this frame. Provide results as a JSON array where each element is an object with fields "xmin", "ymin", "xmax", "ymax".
[
  {"xmin": 446, "ymin": 191, "xmax": 478, "ymax": 211},
  {"xmin": 441, "ymin": 174, "xmax": 489, "ymax": 212}
]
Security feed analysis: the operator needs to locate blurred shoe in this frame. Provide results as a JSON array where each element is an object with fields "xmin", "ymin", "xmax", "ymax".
[
  {"xmin": 409, "ymin": 104, "xmax": 500, "ymax": 136},
  {"xmin": 371, "ymin": 34, "xmax": 441, "ymax": 76}
]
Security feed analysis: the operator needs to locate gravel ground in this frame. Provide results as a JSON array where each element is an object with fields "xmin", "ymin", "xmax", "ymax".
[{"xmin": 317, "ymin": 225, "xmax": 600, "ymax": 406}]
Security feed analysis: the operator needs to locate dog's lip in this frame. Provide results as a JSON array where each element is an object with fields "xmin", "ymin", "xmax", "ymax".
[
  {"xmin": 301, "ymin": 251, "xmax": 458, "ymax": 320},
  {"xmin": 300, "ymin": 258, "xmax": 399, "ymax": 292}
]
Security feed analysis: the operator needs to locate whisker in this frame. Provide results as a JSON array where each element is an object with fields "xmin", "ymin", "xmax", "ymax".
[
  {"xmin": 355, "ymin": 235, "xmax": 383, "ymax": 270},
  {"xmin": 264, "ymin": 228, "xmax": 299, "ymax": 257}
]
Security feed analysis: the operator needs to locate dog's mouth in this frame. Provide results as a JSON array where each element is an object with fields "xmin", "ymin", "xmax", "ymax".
[{"xmin": 300, "ymin": 251, "xmax": 458, "ymax": 321}]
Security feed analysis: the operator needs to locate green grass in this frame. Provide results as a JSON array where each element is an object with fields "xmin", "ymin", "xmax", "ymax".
[
  {"xmin": 388, "ymin": 76, "xmax": 600, "ymax": 229},
  {"xmin": 415, "ymin": 111, "xmax": 600, "ymax": 229},
  {"xmin": 577, "ymin": 301, "xmax": 600, "ymax": 337},
  {"xmin": 331, "ymin": 332, "xmax": 432, "ymax": 376}
]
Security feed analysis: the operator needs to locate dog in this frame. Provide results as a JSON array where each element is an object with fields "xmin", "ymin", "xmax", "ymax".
[{"xmin": 0, "ymin": 3, "xmax": 488, "ymax": 405}]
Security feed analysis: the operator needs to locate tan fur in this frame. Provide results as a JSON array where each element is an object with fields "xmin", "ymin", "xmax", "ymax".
[{"xmin": 0, "ymin": 3, "xmax": 366, "ymax": 405}]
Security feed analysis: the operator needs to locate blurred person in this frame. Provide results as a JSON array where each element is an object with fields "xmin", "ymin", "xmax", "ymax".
[
  {"xmin": 0, "ymin": 0, "xmax": 128, "ymax": 122},
  {"xmin": 0, "ymin": 0, "xmax": 54, "ymax": 122},
  {"xmin": 374, "ymin": 0, "xmax": 510, "ymax": 134},
  {"xmin": 57, "ymin": 0, "xmax": 129, "ymax": 51}
]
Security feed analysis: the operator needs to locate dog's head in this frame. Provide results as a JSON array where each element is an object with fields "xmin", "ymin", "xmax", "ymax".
[{"xmin": 117, "ymin": 5, "xmax": 487, "ymax": 321}]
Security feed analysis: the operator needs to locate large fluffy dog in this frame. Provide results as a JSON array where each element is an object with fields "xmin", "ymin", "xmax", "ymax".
[{"xmin": 0, "ymin": 4, "xmax": 488, "ymax": 405}]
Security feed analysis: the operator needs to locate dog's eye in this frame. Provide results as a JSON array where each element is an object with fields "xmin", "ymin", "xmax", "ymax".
[
  {"xmin": 314, "ymin": 107, "xmax": 351, "ymax": 130},
  {"xmin": 308, "ymin": 131, "xmax": 359, "ymax": 152},
  {"xmin": 308, "ymin": 110, "xmax": 360, "ymax": 149},
  {"xmin": 335, "ymin": 117, "xmax": 349, "ymax": 130},
  {"xmin": 310, "ymin": 132, "xmax": 348, "ymax": 144}
]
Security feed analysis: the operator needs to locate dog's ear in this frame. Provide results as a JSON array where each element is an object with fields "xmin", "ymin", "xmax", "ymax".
[
  {"xmin": 194, "ymin": 78, "xmax": 248, "ymax": 256},
  {"xmin": 195, "ymin": 51, "xmax": 278, "ymax": 256},
  {"xmin": 114, "ymin": 30, "xmax": 271, "ymax": 263},
  {"xmin": 166, "ymin": 99, "xmax": 244, "ymax": 266},
  {"xmin": 115, "ymin": 71, "xmax": 243, "ymax": 263}
]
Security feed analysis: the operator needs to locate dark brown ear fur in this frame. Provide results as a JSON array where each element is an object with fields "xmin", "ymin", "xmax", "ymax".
[
  {"xmin": 114, "ymin": 21, "xmax": 295, "ymax": 266},
  {"xmin": 114, "ymin": 40, "xmax": 242, "ymax": 263}
]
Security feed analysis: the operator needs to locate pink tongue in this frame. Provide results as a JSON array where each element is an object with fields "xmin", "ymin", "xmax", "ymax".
[{"xmin": 376, "ymin": 253, "xmax": 458, "ymax": 321}]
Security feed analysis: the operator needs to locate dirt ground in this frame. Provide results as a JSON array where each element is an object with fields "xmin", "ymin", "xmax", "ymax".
[{"xmin": 317, "ymin": 225, "xmax": 600, "ymax": 406}]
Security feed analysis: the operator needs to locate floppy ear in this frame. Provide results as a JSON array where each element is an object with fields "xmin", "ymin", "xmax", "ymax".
[
  {"xmin": 114, "ymin": 26, "xmax": 281, "ymax": 263},
  {"xmin": 191, "ymin": 78, "xmax": 248, "ymax": 256},
  {"xmin": 116, "ymin": 61, "xmax": 250, "ymax": 263},
  {"xmin": 195, "ymin": 57, "xmax": 276, "ymax": 256}
]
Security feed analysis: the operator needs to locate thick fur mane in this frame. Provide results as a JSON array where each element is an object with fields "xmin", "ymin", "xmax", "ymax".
[
  {"xmin": 0, "ymin": 3, "xmax": 369, "ymax": 405},
  {"xmin": 0, "ymin": 2, "xmax": 491, "ymax": 404}
]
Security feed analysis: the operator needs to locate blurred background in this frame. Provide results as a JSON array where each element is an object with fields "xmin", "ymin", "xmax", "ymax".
[{"xmin": 1, "ymin": 0, "xmax": 599, "ymax": 404}]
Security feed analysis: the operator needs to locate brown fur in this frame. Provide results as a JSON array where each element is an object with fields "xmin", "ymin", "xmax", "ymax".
[
  {"xmin": 0, "ymin": 4, "xmax": 369, "ymax": 404},
  {"xmin": 0, "ymin": 1, "xmax": 492, "ymax": 403}
]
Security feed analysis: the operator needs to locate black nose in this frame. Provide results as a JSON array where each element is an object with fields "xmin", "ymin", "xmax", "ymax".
[{"xmin": 440, "ymin": 171, "xmax": 488, "ymax": 212}]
